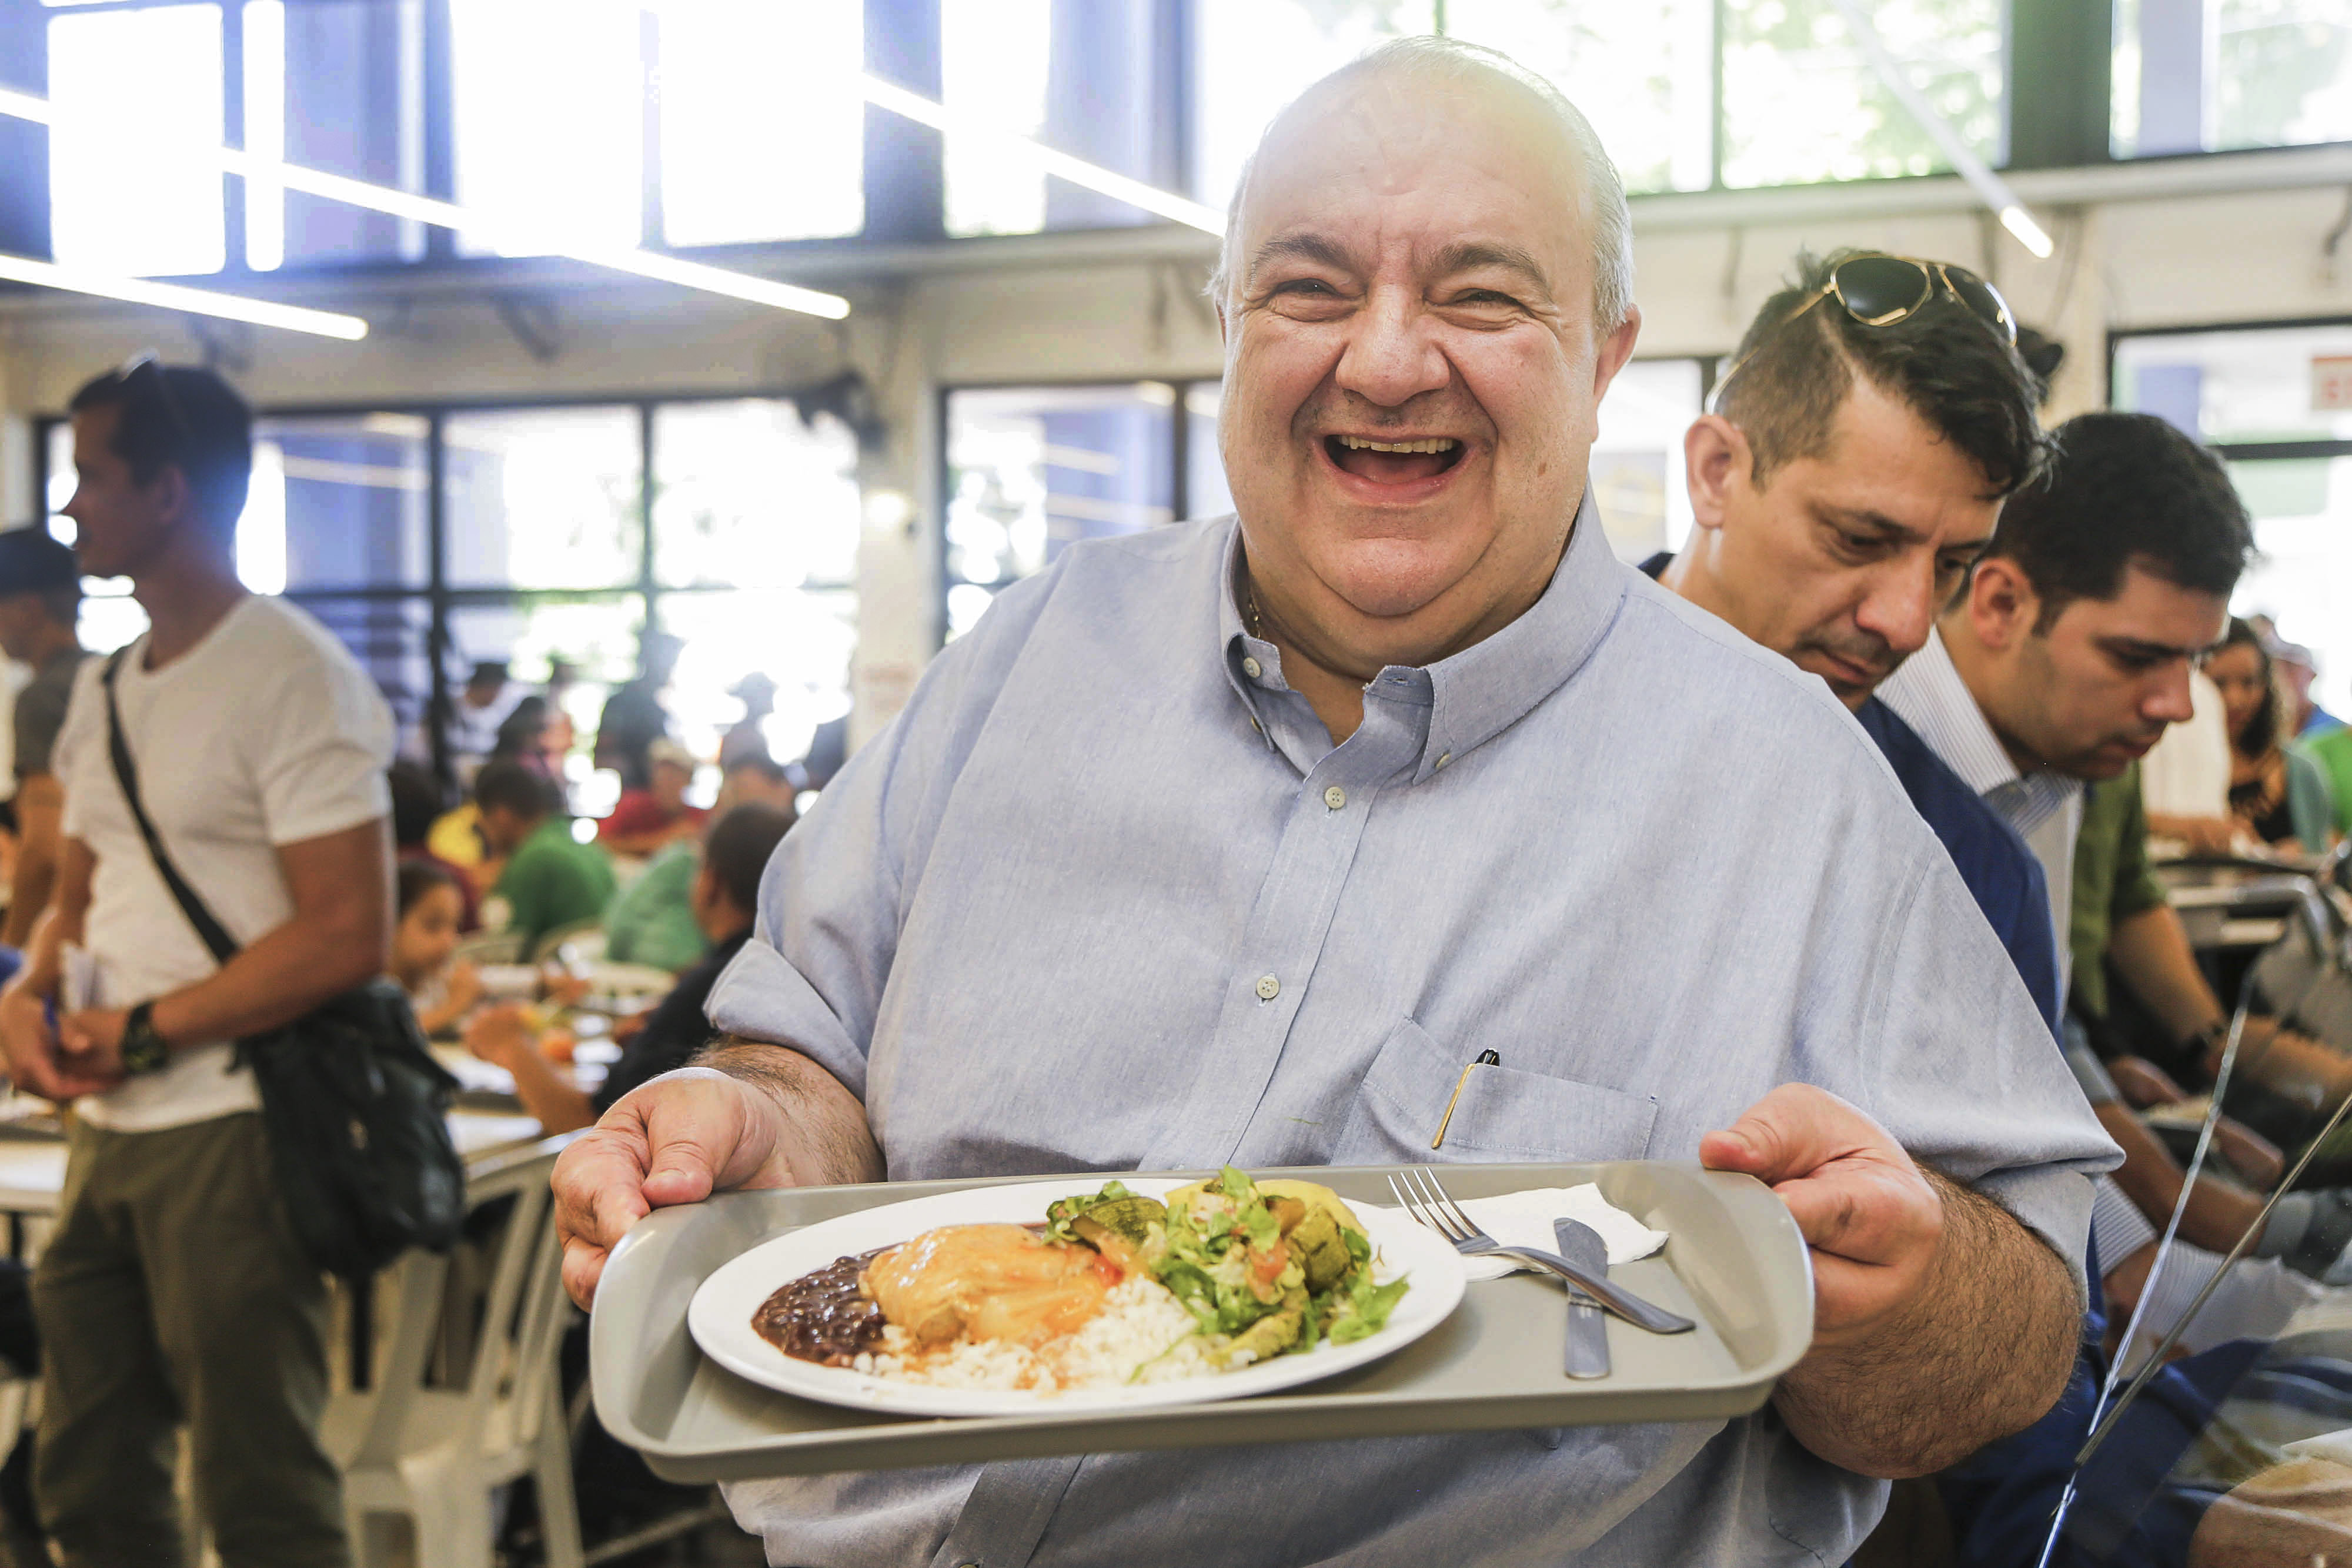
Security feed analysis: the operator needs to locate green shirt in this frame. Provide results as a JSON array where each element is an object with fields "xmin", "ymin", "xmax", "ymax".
[
  {"xmin": 2068, "ymin": 761, "xmax": 2170, "ymax": 1021},
  {"xmin": 2308, "ymin": 726, "xmax": 2352, "ymax": 834},
  {"xmin": 601, "ymin": 837, "xmax": 708, "ymax": 972},
  {"xmin": 492, "ymin": 817, "xmax": 619, "ymax": 955}
]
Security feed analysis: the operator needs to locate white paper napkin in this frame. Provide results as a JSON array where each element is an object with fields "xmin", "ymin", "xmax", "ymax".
[{"xmin": 1374, "ymin": 1183, "xmax": 1668, "ymax": 1282}]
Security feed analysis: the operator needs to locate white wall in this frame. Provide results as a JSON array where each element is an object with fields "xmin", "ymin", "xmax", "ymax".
[{"xmin": 8, "ymin": 166, "xmax": 2352, "ymax": 741}]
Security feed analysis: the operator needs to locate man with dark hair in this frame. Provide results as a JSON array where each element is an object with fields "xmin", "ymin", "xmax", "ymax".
[
  {"xmin": 0, "ymin": 528, "xmax": 88, "ymax": 950},
  {"xmin": 1881, "ymin": 410, "xmax": 2254, "ymax": 950},
  {"xmin": 465, "ymin": 801, "xmax": 793, "ymax": 1133},
  {"xmin": 475, "ymin": 757, "xmax": 614, "ymax": 955},
  {"xmin": 0, "ymin": 359, "xmax": 393, "ymax": 1567},
  {"xmin": 1711, "ymin": 249, "xmax": 2044, "ymax": 506},
  {"xmin": 1660, "ymin": 248, "xmax": 2059, "ymax": 1024}
]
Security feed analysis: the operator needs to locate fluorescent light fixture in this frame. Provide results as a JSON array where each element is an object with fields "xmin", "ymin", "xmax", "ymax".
[
  {"xmin": 858, "ymin": 73, "xmax": 1223, "ymax": 235},
  {"xmin": 1998, "ymin": 205, "xmax": 2056, "ymax": 260},
  {"xmin": 1824, "ymin": 0, "xmax": 2053, "ymax": 260},
  {"xmin": 0, "ymin": 250, "xmax": 370, "ymax": 339},
  {"xmin": 0, "ymin": 87, "xmax": 850, "ymax": 320}
]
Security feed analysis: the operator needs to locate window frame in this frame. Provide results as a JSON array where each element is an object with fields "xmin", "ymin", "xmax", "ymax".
[
  {"xmin": 24, "ymin": 0, "xmax": 2352, "ymax": 289},
  {"xmin": 934, "ymin": 375, "xmax": 1217, "ymax": 650},
  {"xmin": 31, "ymin": 383, "xmax": 864, "ymax": 785}
]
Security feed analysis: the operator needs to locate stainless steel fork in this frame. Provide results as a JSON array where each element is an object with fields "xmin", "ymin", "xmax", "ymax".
[{"xmin": 1388, "ymin": 1167, "xmax": 1696, "ymax": 1335}]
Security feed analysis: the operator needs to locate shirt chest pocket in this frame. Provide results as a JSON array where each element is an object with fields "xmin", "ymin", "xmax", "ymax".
[{"xmin": 1330, "ymin": 1017, "xmax": 1659, "ymax": 1164}]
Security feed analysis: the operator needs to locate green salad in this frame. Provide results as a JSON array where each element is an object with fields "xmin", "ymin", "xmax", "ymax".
[{"xmin": 1044, "ymin": 1166, "xmax": 1411, "ymax": 1369}]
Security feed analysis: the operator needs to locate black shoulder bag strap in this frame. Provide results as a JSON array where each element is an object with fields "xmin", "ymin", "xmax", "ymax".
[{"xmin": 102, "ymin": 648, "xmax": 239, "ymax": 968}]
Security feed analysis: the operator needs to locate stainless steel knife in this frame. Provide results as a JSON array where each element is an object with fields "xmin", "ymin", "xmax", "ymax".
[{"xmin": 1554, "ymin": 1218, "xmax": 1611, "ymax": 1380}]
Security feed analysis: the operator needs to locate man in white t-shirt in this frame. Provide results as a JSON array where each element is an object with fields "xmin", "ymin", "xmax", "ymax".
[{"xmin": 0, "ymin": 362, "xmax": 393, "ymax": 1568}]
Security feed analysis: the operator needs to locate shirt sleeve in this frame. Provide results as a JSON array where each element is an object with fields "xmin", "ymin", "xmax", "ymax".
[
  {"xmin": 2110, "ymin": 779, "xmax": 2169, "ymax": 923},
  {"xmin": 52, "ymin": 663, "xmax": 98, "ymax": 840},
  {"xmin": 1862, "ymin": 852, "xmax": 2122, "ymax": 1299},
  {"xmin": 705, "ymin": 570, "xmax": 1050, "ymax": 1104},
  {"xmin": 2287, "ymin": 745, "xmax": 2337, "ymax": 855},
  {"xmin": 14, "ymin": 665, "xmax": 73, "ymax": 783},
  {"xmin": 252, "ymin": 626, "xmax": 395, "ymax": 846}
]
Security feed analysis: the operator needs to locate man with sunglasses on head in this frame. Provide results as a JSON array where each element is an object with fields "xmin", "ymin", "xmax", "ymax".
[
  {"xmin": 0, "ymin": 361, "xmax": 395, "ymax": 1568},
  {"xmin": 1659, "ymin": 248, "xmax": 2062, "ymax": 1031}
]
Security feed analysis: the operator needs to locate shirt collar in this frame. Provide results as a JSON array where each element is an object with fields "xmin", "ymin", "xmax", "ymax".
[
  {"xmin": 1879, "ymin": 627, "xmax": 2022, "ymax": 796},
  {"xmin": 1878, "ymin": 626, "xmax": 2080, "ymax": 834},
  {"xmin": 1217, "ymin": 490, "xmax": 1627, "ymax": 781}
]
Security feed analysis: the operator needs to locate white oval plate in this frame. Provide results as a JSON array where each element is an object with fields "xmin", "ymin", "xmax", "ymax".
[{"xmin": 687, "ymin": 1176, "xmax": 1468, "ymax": 1417}]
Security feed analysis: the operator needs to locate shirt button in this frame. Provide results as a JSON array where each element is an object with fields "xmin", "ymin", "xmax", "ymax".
[
  {"xmin": 1323, "ymin": 785, "xmax": 1347, "ymax": 810},
  {"xmin": 1241, "ymin": 656, "xmax": 1262, "ymax": 679},
  {"xmin": 1435, "ymin": 752, "xmax": 1452, "ymax": 770},
  {"xmin": 1255, "ymin": 974, "xmax": 1280, "ymax": 1001}
]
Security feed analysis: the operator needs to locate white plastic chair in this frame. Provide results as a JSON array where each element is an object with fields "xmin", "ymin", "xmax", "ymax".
[{"xmin": 324, "ymin": 1139, "xmax": 583, "ymax": 1568}]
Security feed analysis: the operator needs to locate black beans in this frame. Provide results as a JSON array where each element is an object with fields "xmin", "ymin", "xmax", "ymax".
[{"xmin": 752, "ymin": 1248, "xmax": 890, "ymax": 1367}]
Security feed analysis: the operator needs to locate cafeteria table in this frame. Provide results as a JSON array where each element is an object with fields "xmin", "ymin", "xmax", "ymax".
[
  {"xmin": 2157, "ymin": 859, "xmax": 2319, "ymax": 952},
  {"xmin": 0, "ymin": 1106, "xmax": 559, "ymax": 1240}
]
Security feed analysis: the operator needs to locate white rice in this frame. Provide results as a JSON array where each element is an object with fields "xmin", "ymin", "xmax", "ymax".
[{"xmin": 852, "ymin": 1275, "xmax": 1221, "ymax": 1395}]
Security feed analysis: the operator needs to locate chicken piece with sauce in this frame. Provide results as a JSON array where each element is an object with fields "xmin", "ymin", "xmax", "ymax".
[{"xmin": 862, "ymin": 1223, "xmax": 1118, "ymax": 1346}]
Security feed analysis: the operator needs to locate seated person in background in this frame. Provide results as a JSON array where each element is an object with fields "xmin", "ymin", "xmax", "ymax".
[
  {"xmin": 596, "ymin": 737, "xmax": 705, "ymax": 858},
  {"xmin": 388, "ymin": 758, "xmax": 479, "ymax": 932},
  {"xmin": 604, "ymin": 751, "xmax": 797, "ymax": 973},
  {"xmin": 466, "ymin": 801, "xmax": 792, "ymax": 1132},
  {"xmin": 0, "ymin": 527, "xmax": 88, "ymax": 952},
  {"xmin": 390, "ymin": 860, "xmax": 479, "ymax": 1036},
  {"xmin": 475, "ymin": 758, "xmax": 615, "ymax": 957},
  {"xmin": 2207, "ymin": 617, "xmax": 2334, "ymax": 855},
  {"xmin": 494, "ymin": 694, "xmax": 573, "ymax": 787}
]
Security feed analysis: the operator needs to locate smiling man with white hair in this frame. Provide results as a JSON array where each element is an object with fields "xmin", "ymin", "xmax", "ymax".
[{"xmin": 553, "ymin": 38, "xmax": 2116, "ymax": 1566}]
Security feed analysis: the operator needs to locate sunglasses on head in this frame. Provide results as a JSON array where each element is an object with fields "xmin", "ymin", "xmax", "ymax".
[{"xmin": 1710, "ymin": 253, "xmax": 2018, "ymax": 410}]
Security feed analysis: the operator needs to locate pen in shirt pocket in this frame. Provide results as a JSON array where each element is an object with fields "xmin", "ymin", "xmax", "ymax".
[{"xmin": 1430, "ymin": 1049, "xmax": 1502, "ymax": 1150}]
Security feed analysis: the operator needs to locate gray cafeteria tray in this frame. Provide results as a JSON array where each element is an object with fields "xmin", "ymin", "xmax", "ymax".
[{"xmin": 590, "ymin": 1161, "xmax": 1812, "ymax": 1482}]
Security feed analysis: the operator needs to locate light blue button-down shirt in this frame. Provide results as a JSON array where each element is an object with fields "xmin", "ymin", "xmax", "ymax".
[{"xmin": 707, "ymin": 497, "xmax": 2119, "ymax": 1568}]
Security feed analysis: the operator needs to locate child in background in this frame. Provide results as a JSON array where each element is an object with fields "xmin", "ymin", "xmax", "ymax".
[{"xmin": 393, "ymin": 861, "xmax": 483, "ymax": 1035}]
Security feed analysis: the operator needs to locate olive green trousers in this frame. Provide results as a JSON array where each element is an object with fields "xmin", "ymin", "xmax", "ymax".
[{"xmin": 31, "ymin": 1111, "xmax": 349, "ymax": 1568}]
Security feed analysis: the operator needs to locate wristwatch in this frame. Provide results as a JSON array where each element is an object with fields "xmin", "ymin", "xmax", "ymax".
[{"xmin": 121, "ymin": 1002, "xmax": 170, "ymax": 1076}]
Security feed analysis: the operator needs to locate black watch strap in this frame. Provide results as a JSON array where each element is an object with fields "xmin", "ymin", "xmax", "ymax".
[{"xmin": 121, "ymin": 1001, "xmax": 169, "ymax": 1077}]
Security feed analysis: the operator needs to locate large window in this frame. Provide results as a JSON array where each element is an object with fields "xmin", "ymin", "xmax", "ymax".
[
  {"xmin": 23, "ymin": 0, "xmax": 869, "ymax": 278},
  {"xmin": 1718, "ymin": 0, "xmax": 2005, "ymax": 187},
  {"xmin": 249, "ymin": 0, "xmax": 428, "ymax": 270},
  {"xmin": 1445, "ymin": 0, "xmax": 1715, "ymax": 195},
  {"xmin": 943, "ymin": 382, "xmax": 1188, "ymax": 639},
  {"xmin": 39, "ymin": 393, "xmax": 863, "ymax": 793},
  {"xmin": 34, "ymin": 0, "xmax": 2352, "ymax": 287},
  {"xmin": 46, "ymin": 2, "xmax": 227, "ymax": 277},
  {"xmin": 656, "ymin": 3, "xmax": 866, "ymax": 246},
  {"xmin": 2113, "ymin": 320, "xmax": 2352, "ymax": 718},
  {"xmin": 2115, "ymin": 0, "xmax": 2352, "ymax": 158}
]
